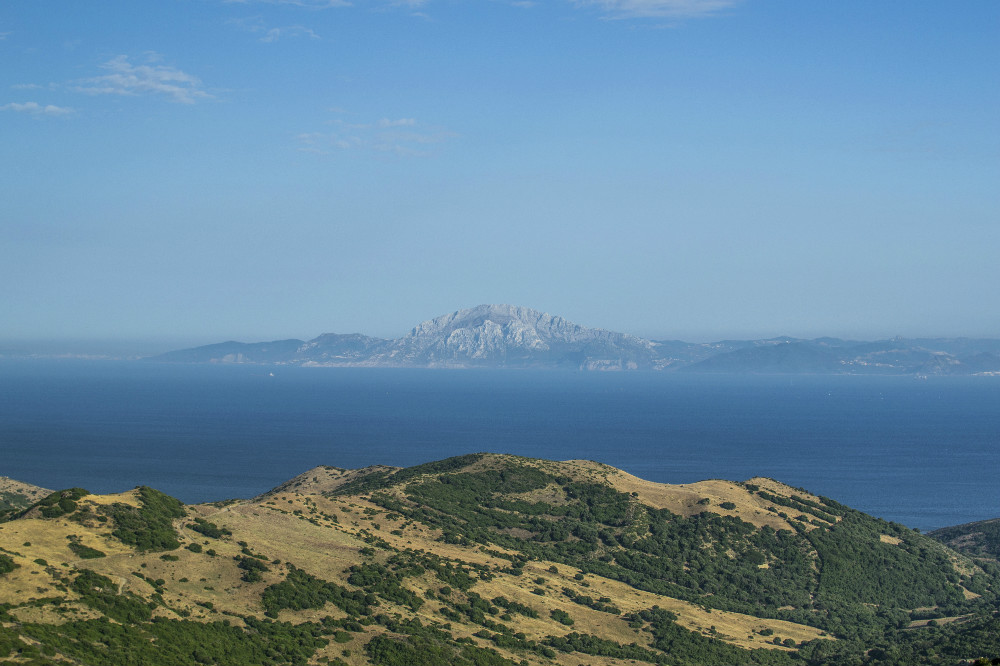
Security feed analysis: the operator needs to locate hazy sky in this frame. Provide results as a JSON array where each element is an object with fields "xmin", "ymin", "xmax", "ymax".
[{"xmin": 2, "ymin": 1, "xmax": 998, "ymax": 345}]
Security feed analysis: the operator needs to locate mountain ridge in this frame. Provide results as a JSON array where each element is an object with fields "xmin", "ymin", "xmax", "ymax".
[
  {"xmin": 149, "ymin": 304, "xmax": 1000, "ymax": 375},
  {"xmin": 3, "ymin": 454, "xmax": 1000, "ymax": 665}
]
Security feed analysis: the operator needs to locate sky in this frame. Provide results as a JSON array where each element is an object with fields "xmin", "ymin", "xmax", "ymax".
[{"xmin": 2, "ymin": 1, "xmax": 998, "ymax": 349}]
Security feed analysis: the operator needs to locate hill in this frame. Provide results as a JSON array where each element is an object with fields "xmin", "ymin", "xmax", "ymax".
[
  {"xmin": 2, "ymin": 454, "xmax": 1000, "ymax": 665},
  {"xmin": 931, "ymin": 518, "xmax": 1000, "ymax": 564},
  {"xmin": 0, "ymin": 478, "xmax": 52, "ymax": 522},
  {"xmin": 148, "ymin": 304, "xmax": 1000, "ymax": 374}
]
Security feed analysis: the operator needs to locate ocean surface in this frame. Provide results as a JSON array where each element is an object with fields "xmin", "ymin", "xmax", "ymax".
[{"xmin": 1, "ymin": 359, "xmax": 998, "ymax": 532}]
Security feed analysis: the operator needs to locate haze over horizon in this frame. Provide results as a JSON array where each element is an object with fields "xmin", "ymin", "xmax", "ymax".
[{"xmin": 3, "ymin": 1, "xmax": 997, "ymax": 346}]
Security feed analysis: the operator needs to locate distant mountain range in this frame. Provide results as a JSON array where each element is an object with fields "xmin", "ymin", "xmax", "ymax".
[{"xmin": 150, "ymin": 304, "xmax": 1000, "ymax": 375}]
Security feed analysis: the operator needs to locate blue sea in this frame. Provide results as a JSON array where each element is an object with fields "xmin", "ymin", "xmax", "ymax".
[{"xmin": 1, "ymin": 359, "xmax": 998, "ymax": 532}]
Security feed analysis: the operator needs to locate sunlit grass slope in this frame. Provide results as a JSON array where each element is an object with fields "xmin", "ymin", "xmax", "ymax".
[{"xmin": 2, "ymin": 453, "xmax": 1000, "ymax": 665}]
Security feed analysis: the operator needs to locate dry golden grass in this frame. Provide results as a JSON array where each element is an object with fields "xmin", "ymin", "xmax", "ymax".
[
  {"xmin": 0, "ymin": 477, "xmax": 51, "ymax": 502},
  {"xmin": 599, "ymin": 469, "xmax": 793, "ymax": 530},
  {"xmin": 260, "ymin": 464, "xmax": 401, "ymax": 498},
  {"xmin": 81, "ymin": 490, "xmax": 143, "ymax": 508},
  {"xmin": 508, "ymin": 559, "xmax": 829, "ymax": 650},
  {"xmin": 1, "ymin": 461, "xmax": 845, "ymax": 666}
]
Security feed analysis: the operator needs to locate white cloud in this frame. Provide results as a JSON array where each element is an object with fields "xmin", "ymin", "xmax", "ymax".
[
  {"xmin": 261, "ymin": 25, "xmax": 321, "ymax": 42},
  {"xmin": 1, "ymin": 101, "xmax": 74, "ymax": 116},
  {"xmin": 0, "ymin": 31, "xmax": 11, "ymax": 40},
  {"xmin": 378, "ymin": 117, "xmax": 416, "ymax": 127},
  {"xmin": 73, "ymin": 55, "xmax": 212, "ymax": 104},
  {"xmin": 219, "ymin": 0, "xmax": 739, "ymax": 18},
  {"xmin": 11, "ymin": 83, "xmax": 44, "ymax": 90},
  {"xmin": 570, "ymin": 0, "xmax": 741, "ymax": 19},
  {"xmin": 224, "ymin": 0, "xmax": 350, "ymax": 8},
  {"xmin": 297, "ymin": 114, "xmax": 455, "ymax": 156},
  {"xmin": 229, "ymin": 16, "xmax": 321, "ymax": 42}
]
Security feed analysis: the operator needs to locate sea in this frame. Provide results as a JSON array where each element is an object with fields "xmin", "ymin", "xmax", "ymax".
[{"xmin": 1, "ymin": 359, "xmax": 998, "ymax": 532}]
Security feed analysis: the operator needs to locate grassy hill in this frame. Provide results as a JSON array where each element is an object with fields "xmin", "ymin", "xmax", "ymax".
[
  {"xmin": 2, "ymin": 454, "xmax": 999, "ymax": 665},
  {"xmin": 0, "ymin": 479, "xmax": 52, "ymax": 523}
]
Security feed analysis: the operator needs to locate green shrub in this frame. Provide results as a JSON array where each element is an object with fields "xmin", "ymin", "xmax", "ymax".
[
  {"xmin": 68, "ymin": 542, "xmax": 106, "ymax": 559},
  {"xmin": 101, "ymin": 487, "xmax": 186, "ymax": 552}
]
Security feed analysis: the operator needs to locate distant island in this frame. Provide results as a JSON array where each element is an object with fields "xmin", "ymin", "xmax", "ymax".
[
  {"xmin": 150, "ymin": 304, "xmax": 1000, "ymax": 375},
  {"xmin": 3, "ymin": 453, "xmax": 1000, "ymax": 665}
]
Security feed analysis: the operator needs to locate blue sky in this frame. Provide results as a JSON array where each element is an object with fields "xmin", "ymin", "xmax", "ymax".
[{"xmin": 2, "ymin": 1, "xmax": 998, "ymax": 347}]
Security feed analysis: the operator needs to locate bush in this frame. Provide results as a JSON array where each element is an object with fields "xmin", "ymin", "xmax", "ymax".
[
  {"xmin": 236, "ymin": 556, "xmax": 269, "ymax": 583},
  {"xmin": 102, "ymin": 487, "xmax": 186, "ymax": 552},
  {"xmin": 68, "ymin": 542, "xmax": 106, "ymax": 559}
]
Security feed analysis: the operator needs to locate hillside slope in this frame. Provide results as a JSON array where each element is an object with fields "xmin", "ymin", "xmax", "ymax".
[
  {"xmin": 0, "ymin": 478, "xmax": 52, "ymax": 522},
  {"xmin": 2, "ymin": 455, "xmax": 999, "ymax": 665}
]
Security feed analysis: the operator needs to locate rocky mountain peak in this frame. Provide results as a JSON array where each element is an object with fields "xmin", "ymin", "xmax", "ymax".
[{"xmin": 405, "ymin": 304, "xmax": 580, "ymax": 341}]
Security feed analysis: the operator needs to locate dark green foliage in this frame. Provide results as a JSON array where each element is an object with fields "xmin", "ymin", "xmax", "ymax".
[
  {"xmin": 435, "ymin": 588, "xmax": 504, "ymax": 627},
  {"xmin": 490, "ymin": 595, "xmax": 538, "ymax": 618},
  {"xmin": 347, "ymin": 561, "xmax": 424, "ymax": 612},
  {"xmin": 32, "ymin": 488, "xmax": 89, "ymax": 519},
  {"xmin": 101, "ymin": 487, "xmax": 186, "ymax": 552},
  {"xmin": 261, "ymin": 565, "xmax": 373, "ymax": 617},
  {"xmin": 795, "ymin": 613, "xmax": 1000, "ymax": 666},
  {"xmin": 20, "ymin": 616, "xmax": 327, "ymax": 666},
  {"xmin": 67, "ymin": 542, "xmax": 106, "ymax": 559},
  {"xmin": 808, "ymin": 513, "xmax": 964, "ymax": 608},
  {"xmin": 0, "ymin": 623, "xmax": 28, "ymax": 659},
  {"xmin": 545, "ymin": 632, "xmax": 664, "ymax": 664},
  {"xmin": 552, "ymin": 608, "xmax": 800, "ymax": 665},
  {"xmin": 187, "ymin": 517, "xmax": 231, "ymax": 539},
  {"xmin": 364, "ymin": 616, "xmax": 514, "ymax": 666},
  {"xmin": 0, "ymin": 554, "xmax": 16, "ymax": 575},
  {"xmin": 550, "ymin": 608, "xmax": 574, "ymax": 626},
  {"xmin": 333, "ymin": 454, "xmax": 486, "ymax": 497},
  {"xmin": 236, "ymin": 556, "xmax": 269, "ymax": 583},
  {"xmin": 72, "ymin": 569, "xmax": 153, "ymax": 623},
  {"xmin": 561, "ymin": 586, "xmax": 620, "ymax": 614},
  {"xmin": 755, "ymin": 491, "xmax": 838, "ymax": 523}
]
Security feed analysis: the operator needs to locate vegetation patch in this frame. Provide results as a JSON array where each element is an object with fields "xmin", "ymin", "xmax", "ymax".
[
  {"xmin": 261, "ymin": 564, "xmax": 373, "ymax": 617},
  {"xmin": 68, "ymin": 541, "xmax": 107, "ymax": 559},
  {"xmin": 236, "ymin": 556, "xmax": 269, "ymax": 583},
  {"xmin": 187, "ymin": 517, "xmax": 231, "ymax": 540},
  {"xmin": 32, "ymin": 488, "xmax": 90, "ymax": 519},
  {"xmin": 100, "ymin": 487, "xmax": 186, "ymax": 552},
  {"xmin": 364, "ymin": 615, "xmax": 514, "ymax": 666},
  {"xmin": 72, "ymin": 569, "xmax": 153, "ymax": 624},
  {"xmin": 20, "ymin": 616, "xmax": 328, "ymax": 665}
]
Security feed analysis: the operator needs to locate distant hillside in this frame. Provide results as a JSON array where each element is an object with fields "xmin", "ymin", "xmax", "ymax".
[
  {"xmin": 3, "ymin": 454, "xmax": 1000, "ymax": 665},
  {"xmin": 931, "ymin": 518, "xmax": 1000, "ymax": 563},
  {"xmin": 148, "ymin": 305, "xmax": 1000, "ymax": 375},
  {"xmin": 0, "ymin": 477, "xmax": 51, "ymax": 521}
]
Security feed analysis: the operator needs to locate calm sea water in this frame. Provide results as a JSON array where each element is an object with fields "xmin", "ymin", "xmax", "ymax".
[{"xmin": 1, "ymin": 359, "xmax": 998, "ymax": 531}]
